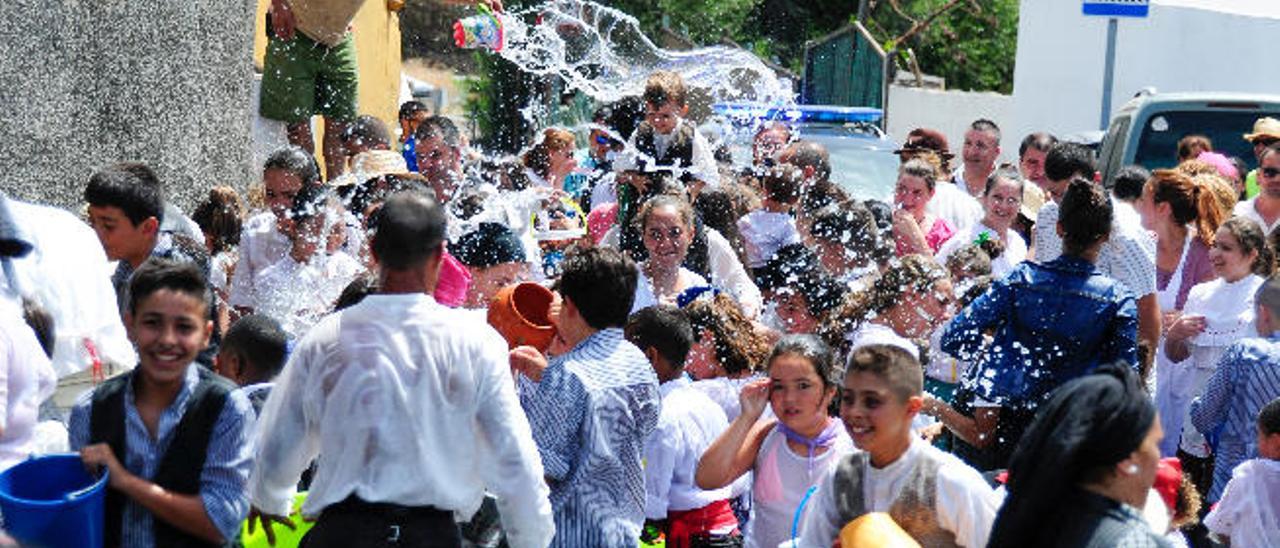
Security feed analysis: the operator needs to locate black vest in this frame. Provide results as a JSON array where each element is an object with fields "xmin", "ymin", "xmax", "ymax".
[
  {"xmin": 90, "ymin": 366, "xmax": 235, "ymax": 548},
  {"xmin": 633, "ymin": 121, "xmax": 697, "ymax": 176}
]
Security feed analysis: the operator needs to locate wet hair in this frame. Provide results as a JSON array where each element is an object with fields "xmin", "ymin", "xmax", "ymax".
[
  {"xmin": 970, "ymin": 119, "xmax": 1001, "ymax": 142},
  {"xmin": 1018, "ymin": 132, "xmax": 1058, "ymax": 158},
  {"xmin": 635, "ymin": 193, "xmax": 695, "ymax": 233},
  {"xmin": 414, "ymin": 115, "xmax": 462, "ymax": 149},
  {"xmin": 694, "ymin": 187, "xmax": 750, "ymax": 268},
  {"xmin": 21, "ymin": 298, "xmax": 55, "ymax": 359},
  {"xmin": 947, "ymin": 242, "xmax": 996, "ymax": 279},
  {"xmin": 625, "ymin": 305, "xmax": 694, "ymax": 370},
  {"xmin": 1111, "ymin": 165, "xmax": 1150, "ymax": 202},
  {"xmin": 809, "ymin": 201, "xmax": 881, "ymax": 268},
  {"xmin": 286, "ymin": 183, "xmax": 333, "ymax": 224},
  {"xmin": 820, "ymin": 255, "xmax": 948, "ymax": 349},
  {"xmin": 1218, "ymin": 216, "xmax": 1275, "ymax": 277},
  {"xmin": 958, "ymin": 275, "xmax": 993, "ymax": 309},
  {"xmin": 1044, "ymin": 143, "xmax": 1096, "ymax": 183},
  {"xmin": 1145, "ymin": 169, "xmax": 1225, "ymax": 247},
  {"xmin": 1176, "ymin": 134, "xmax": 1213, "ymax": 163},
  {"xmin": 345, "ymin": 173, "xmax": 432, "ymax": 219},
  {"xmin": 899, "ymin": 158, "xmax": 939, "ymax": 190},
  {"xmin": 191, "ymin": 186, "xmax": 244, "ymax": 255},
  {"xmin": 370, "ymin": 191, "xmax": 447, "ymax": 270},
  {"xmin": 523, "ymin": 128, "xmax": 576, "ymax": 178},
  {"xmin": 769, "ymin": 334, "xmax": 839, "ymax": 390},
  {"xmin": 761, "ymin": 164, "xmax": 803, "ymax": 204},
  {"xmin": 454, "ymin": 222, "xmax": 526, "ymax": 268},
  {"xmin": 845, "ymin": 344, "xmax": 924, "ymax": 401},
  {"xmin": 559, "ymin": 247, "xmax": 638, "ymax": 329},
  {"xmin": 983, "ymin": 165, "xmax": 1025, "ymax": 197},
  {"xmin": 84, "ymin": 162, "xmax": 164, "ymax": 226},
  {"xmin": 1058, "ymin": 178, "xmax": 1113, "ymax": 257},
  {"xmin": 398, "ymin": 100, "xmax": 429, "ymax": 121},
  {"xmin": 127, "ymin": 258, "xmax": 209, "ymax": 316},
  {"xmin": 221, "ymin": 314, "xmax": 288, "ymax": 381},
  {"xmin": 643, "ymin": 70, "xmax": 688, "ymax": 108},
  {"xmin": 1260, "ymin": 397, "xmax": 1280, "ymax": 436},
  {"xmin": 264, "ymin": 145, "xmax": 321, "ymax": 187},
  {"xmin": 341, "ymin": 115, "xmax": 393, "ymax": 150},
  {"xmin": 684, "ymin": 293, "xmax": 770, "ymax": 376},
  {"xmin": 783, "ymin": 140, "xmax": 833, "ymax": 184},
  {"xmin": 335, "ymin": 272, "xmax": 379, "ymax": 311}
]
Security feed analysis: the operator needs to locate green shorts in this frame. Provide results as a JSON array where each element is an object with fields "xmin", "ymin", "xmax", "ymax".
[{"xmin": 259, "ymin": 32, "xmax": 358, "ymax": 123}]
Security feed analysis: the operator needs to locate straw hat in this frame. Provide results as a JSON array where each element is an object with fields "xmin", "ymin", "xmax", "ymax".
[
  {"xmin": 1243, "ymin": 117, "xmax": 1280, "ymax": 143},
  {"xmin": 329, "ymin": 150, "xmax": 410, "ymax": 188},
  {"xmin": 1020, "ymin": 181, "xmax": 1048, "ymax": 220}
]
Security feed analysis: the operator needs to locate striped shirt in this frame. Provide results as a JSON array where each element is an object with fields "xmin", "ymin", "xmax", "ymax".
[
  {"xmin": 1189, "ymin": 335, "xmax": 1280, "ymax": 502},
  {"xmin": 69, "ymin": 364, "xmax": 256, "ymax": 547},
  {"xmin": 519, "ymin": 328, "xmax": 661, "ymax": 547}
]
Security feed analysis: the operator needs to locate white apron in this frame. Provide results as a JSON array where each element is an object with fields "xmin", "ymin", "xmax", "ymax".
[{"xmin": 1153, "ymin": 235, "xmax": 1190, "ymax": 457}]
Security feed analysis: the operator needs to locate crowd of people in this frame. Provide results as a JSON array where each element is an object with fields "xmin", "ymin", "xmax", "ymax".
[{"xmin": 5, "ymin": 60, "xmax": 1280, "ymax": 548}]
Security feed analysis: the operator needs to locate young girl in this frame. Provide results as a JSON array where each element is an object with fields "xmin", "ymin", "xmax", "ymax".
[
  {"xmin": 933, "ymin": 168, "xmax": 1026, "ymax": 278},
  {"xmin": 192, "ymin": 186, "xmax": 244, "ymax": 333},
  {"xmin": 819, "ymin": 254, "xmax": 954, "ymax": 360},
  {"xmin": 685, "ymin": 293, "xmax": 773, "ymax": 421},
  {"xmin": 893, "ymin": 159, "xmax": 955, "ymax": 256},
  {"xmin": 1203, "ymin": 398, "xmax": 1280, "ymax": 547},
  {"xmin": 696, "ymin": 336, "xmax": 855, "ymax": 548},
  {"xmin": 1162, "ymin": 216, "xmax": 1274, "ymax": 480},
  {"xmin": 798, "ymin": 344, "xmax": 999, "ymax": 548},
  {"xmin": 737, "ymin": 165, "xmax": 802, "ymax": 272}
]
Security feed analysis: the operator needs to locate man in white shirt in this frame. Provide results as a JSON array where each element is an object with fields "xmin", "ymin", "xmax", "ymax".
[
  {"xmin": 1033, "ymin": 143, "xmax": 1159, "ymax": 377},
  {"xmin": 624, "ymin": 305, "xmax": 739, "ymax": 545},
  {"xmin": 247, "ymin": 191, "xmax": 555, "ymax": 547},
  {"xmin": 952, "ymin": 119, "xmax": 1002, "ymax": 200},
  {"xmin": 1233, "ymin": 142, "xmax": 1280, "ymax": 234}
]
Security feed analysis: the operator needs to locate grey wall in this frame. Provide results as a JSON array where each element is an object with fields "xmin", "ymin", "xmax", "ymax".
[{"xmin": 0, "ymin": 0, "xmax": 257, "ymax": 211}]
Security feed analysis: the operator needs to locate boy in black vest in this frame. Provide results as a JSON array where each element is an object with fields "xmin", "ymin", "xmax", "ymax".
[{"xmin": 70, "ymin": 259, "xmax": 255, "ymax": 548}]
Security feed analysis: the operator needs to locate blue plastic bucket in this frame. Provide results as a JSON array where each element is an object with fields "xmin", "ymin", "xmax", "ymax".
[{"xmin": 0, "ymin": 453, "xmax": 108, "ymax": 548}]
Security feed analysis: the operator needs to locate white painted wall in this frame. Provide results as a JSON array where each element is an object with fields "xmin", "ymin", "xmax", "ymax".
[
  {"xmin": 885, "ymin": 85, "xmax": 1016, "ymax": 163},
  {"xmin": 1010, "ymin": 0, "xmax": 1280, "ymax": 146}
]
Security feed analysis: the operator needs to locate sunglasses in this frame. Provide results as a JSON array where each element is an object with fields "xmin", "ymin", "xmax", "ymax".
[
  {"xmin": 593, "ymin": 134, "xmax": 614, "ymax": 146},
  {"xmin": 1263, "ymin": 167, "xmax": 1280, "ymax": 178}
]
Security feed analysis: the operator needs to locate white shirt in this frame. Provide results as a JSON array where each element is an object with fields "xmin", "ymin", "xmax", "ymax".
[
  {"xmin": 252, "ymin": 251, "xmax": 364, "ymax": 340},
  {"xmin": 935, "ymin": 223, "xmax": 1028, "ymax": 279},
  {"xmin": 1204, "ymin": 458, "xmax": 1280, "ymax": 548},
  {"xmin": 1034, "ymin": 198, "xmax": 1157, "ymax": 297},
  {"xmin": 644, "ymin": 376, "xmax": 734, "ymax": 519},
  {"xmin": 705, "ymin": 228, "xmax": 763, "ymax": 318},
  {"xmin": 0, "ymin": 197, "xmax": 134, "ymax": 376},
  {"xmin": 0, "ymin": 302, "xmax": 57, "ymax": 471},
  {"xmin": 249, "ymin": 293, "xmax": 555, "ymax": 548},
  {"xmin": 1233, "ymin": 197, "xmax": 1280, "ymax": 235},
  {"xmin": 746, "ymin": 423, "xmax": 855, "ymax": 548},
  {"xmin": 798, "ymin": 438, "xmax": 1000, "ymax": 548},
  {"xmin": 229, "ymin": 211, "xmax": 365, "ymax": 309},
  {"xmin": 632, "ymin": 267, "xmax": 707, "ymax": 314},
  {"xmin": 590, "ymin": 172, "xmax": 618, "ymax": 208},
  {"xmin": 737, "ymin": 210, "xmax": 801, "ymax": 268},
  {"xmin": 927, "ymin": 182, "xmax": 983, "ymax": 234},
  {"xmin": 847, "ymin": 322, "xmax": 918, "ymax": 361}
]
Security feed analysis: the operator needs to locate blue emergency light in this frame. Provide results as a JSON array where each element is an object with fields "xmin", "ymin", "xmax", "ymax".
[{"xmin": 712, "ymin": 102, "xmax": 883, "ymax": 124}]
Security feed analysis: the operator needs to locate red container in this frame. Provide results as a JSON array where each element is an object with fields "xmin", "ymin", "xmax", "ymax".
[{"xmin": 487, "ymin": 282, "xmax": 556, "ymax": 352}]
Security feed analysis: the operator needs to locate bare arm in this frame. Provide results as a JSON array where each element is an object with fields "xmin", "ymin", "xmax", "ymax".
[
  {"xmin": 924, "ymin": 395, "xmax": 1000, "ymax": 449},
  {"xmin": 695, "ymin": 378, "xmax": 774, "ymax": 490},
  {"xmin": 81, "ymin": 444, "xmax": 225, "ymax": 544},
  {"xmin": 1164, "ymin": 313, "xmax": 1206, "ymax": 364},
  {"xmin": 1135, "ymin": 294, "xmax": 1161, "ymax": 378}
]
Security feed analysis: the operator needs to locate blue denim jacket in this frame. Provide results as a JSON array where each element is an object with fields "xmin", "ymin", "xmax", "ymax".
[{"xmin": 942, "ymin": 255, "xmax": 1139, "ymax": 406}]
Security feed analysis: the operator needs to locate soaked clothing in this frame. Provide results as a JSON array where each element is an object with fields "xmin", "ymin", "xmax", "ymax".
[
  {"xmin": 518, "ymin": 328, "xmax": 661, "ymax": 547},
  {"xmin": 251, "ymin": 250, "xmax": 364, "ymax": 339},
  {"xmin": 798, "ymin": 438, "xmax": 999, "ymax": 548},
  {"xmin": 249, "ymin": 293, "xmax": 554, "ymax": 548},
  {"xmin": 645, "ymin": 376, "xmax": 736, "ymax": 532},
  {"xmin": 1189, "ymin": 335, "xmax": 1280, "ymax": 502},
  {"xmin": 744, "ymin": 422, "xmax": 854, "ymax": 548},
  {"xmin": 1203, "ymin": 458, "xmax": 1280, "ymax": 547}
]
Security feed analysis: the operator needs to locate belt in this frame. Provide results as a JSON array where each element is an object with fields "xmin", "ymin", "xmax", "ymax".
[{"xmin": 322, "ymin": 495, "xmax": 452, "ymax": 521}]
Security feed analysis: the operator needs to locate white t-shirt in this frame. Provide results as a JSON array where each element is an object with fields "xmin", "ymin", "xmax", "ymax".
[
  {"xmin": 1034, "ymin": 198, "xmax": 1157, "ymax": 297},
  {"xmin": 927, "ymin": 181, "xmax": 983, "ymax": 234},
  {"xmin": 644, "ymin": 376, "xmax": 735, "ymax": 519},
  {"xmin": 935, "ymin": 223, "xmax": 1027, "ymax": 279},
  {"xmin": 746, "ymin": 423, "xmax": 855, "ymax": 548},
  {"xmin": 737, "ymin": 210, "xmax": 801, "ymax": 268},
  {"xmin": 1233, "ymin": 197, "xmax": 1280, "ymax": 235},
  {"xmin": 798, "ymin": 438, "xmax": 1000, "ymax": 548},
  {"xmin": 1204, "ymin": 458, "xmax": 1280, "ymax": 547}
]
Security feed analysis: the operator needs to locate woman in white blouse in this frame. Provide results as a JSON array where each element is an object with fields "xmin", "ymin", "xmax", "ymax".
[
  {"xmin": 934, "ymin": 167, "xmax": 1027, "ymax": 279},
  {"xmin": 1163, "ymin": 217, "xmax": 1274, "ymax": 469}
]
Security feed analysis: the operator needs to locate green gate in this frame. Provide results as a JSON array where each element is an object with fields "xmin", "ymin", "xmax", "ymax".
[{"xmin": 801, "ymin": 22, "xmax": 886, "ymax": 110}]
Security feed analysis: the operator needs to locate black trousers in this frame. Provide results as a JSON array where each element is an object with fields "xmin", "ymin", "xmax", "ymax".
[{"xmin": 300, "ymin": 496, "xmax": 461, "ymax": 548}]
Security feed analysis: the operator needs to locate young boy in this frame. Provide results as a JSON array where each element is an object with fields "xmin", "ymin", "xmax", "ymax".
[
  {"xmin": 799, "ymin": 344, "xmax": 999, "ymax": 548},
  {"xmin": 737, "ymin": 164, "xmax": 802, "ymax": 273},
  {"xmin": 1190, "ymin": 273, "xmax": 1280, "ymax": 503},
  {"xmin": 214, "ymin": 314, "xmax": 288, "ymax": 416},
  {"xmin": 614, "ymin": 70, "xmax": 719, "ymax": 194},
  {"xmin": 70, "ymin": 259, "xmax": 255, "ymax": 547},
  {"xmin": 624, "ymin": 305, "xmax": 739, "ymax": 546},
  {"xmin": 1203, "ymin": 398, "xmax": 1280, "ymax": 547}
]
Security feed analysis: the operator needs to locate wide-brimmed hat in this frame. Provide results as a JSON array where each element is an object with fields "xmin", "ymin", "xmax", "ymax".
[
  {"xmin": 894, "ymin": 128, "xmax": 954, "ymax": 159},
  {"xmin": 1243, "ymin": 117, "xmax": 1280, "ymax": 143}
]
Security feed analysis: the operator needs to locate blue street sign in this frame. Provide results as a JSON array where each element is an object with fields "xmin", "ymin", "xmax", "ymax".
[{"xmin": 1083, "ymin": 0, "xmax": 1150, "ymax": 18}]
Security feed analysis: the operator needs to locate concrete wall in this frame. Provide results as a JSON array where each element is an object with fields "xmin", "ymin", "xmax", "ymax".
[
  {"xmin": 886, "ymin": 85, "xmax": 1017, "ymax": 164},
  {"xmin": 1010, "ymin": 0, "xmax": 1280, "ymax": 146}
]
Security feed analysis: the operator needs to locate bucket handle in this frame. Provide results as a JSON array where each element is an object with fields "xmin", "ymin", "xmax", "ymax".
[{"xmin": 65, "ymin": 469, "xmax": 108, "ymax": 501}]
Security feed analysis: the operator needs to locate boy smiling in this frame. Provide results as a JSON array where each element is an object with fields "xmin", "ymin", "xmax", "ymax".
[
  {"xmin": 799, "ymin": 344, "xmax": 998, "ymax": 547},
  {"xmin": 70, "ymin": 259, "xmax": 255, "ymax": 547}
]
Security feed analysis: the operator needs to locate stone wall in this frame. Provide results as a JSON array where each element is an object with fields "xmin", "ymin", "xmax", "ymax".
[{"xmin": 0, "ymin": 0, "xmax": 257, "ymax": 211}]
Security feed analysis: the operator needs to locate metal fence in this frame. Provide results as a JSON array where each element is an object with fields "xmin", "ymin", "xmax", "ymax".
[{"xmin": 801, "ymin": 22, "xmax": 886, "ymax": 110}]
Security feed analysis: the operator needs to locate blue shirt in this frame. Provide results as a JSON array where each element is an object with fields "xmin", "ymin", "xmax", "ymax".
[
  {"xmin": 69, "ymin": 365, "xmax": 256, "ymax": 547},
  {"xmin": 942, "ymin": 255, "xmax": 1139, "ymax": 406},
  {"xmin": 518, "ymin": 328, "xmax": 661, "ymax": 547},
  {"xmin": 1190, "ymin": 335, "xmax": 1280, "ymax": 502}
]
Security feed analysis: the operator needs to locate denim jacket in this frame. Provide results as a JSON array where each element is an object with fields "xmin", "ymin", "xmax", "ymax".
[{"xmin": 941, "ymin": 255, "xmax": 1139, "ymax": 407}]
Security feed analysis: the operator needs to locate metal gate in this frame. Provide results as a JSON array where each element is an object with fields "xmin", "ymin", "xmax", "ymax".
[{"xmin": 801, "ymin": 22, "xmax": 886, "ymax": 109}]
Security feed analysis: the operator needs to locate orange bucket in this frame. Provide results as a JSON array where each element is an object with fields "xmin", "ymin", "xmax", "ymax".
[{"xmin": 487, "ymin": 282, "xmax": 556, "ymax": 352}]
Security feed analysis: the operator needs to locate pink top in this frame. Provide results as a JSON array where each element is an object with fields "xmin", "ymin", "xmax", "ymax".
[
  {"xmin": 897, "ymin": 217, "xmax": 956, "ymax": 256},
  {"xmin": 1156, "ymin": 237, "xmax": 1213, "ymax": 310}
]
